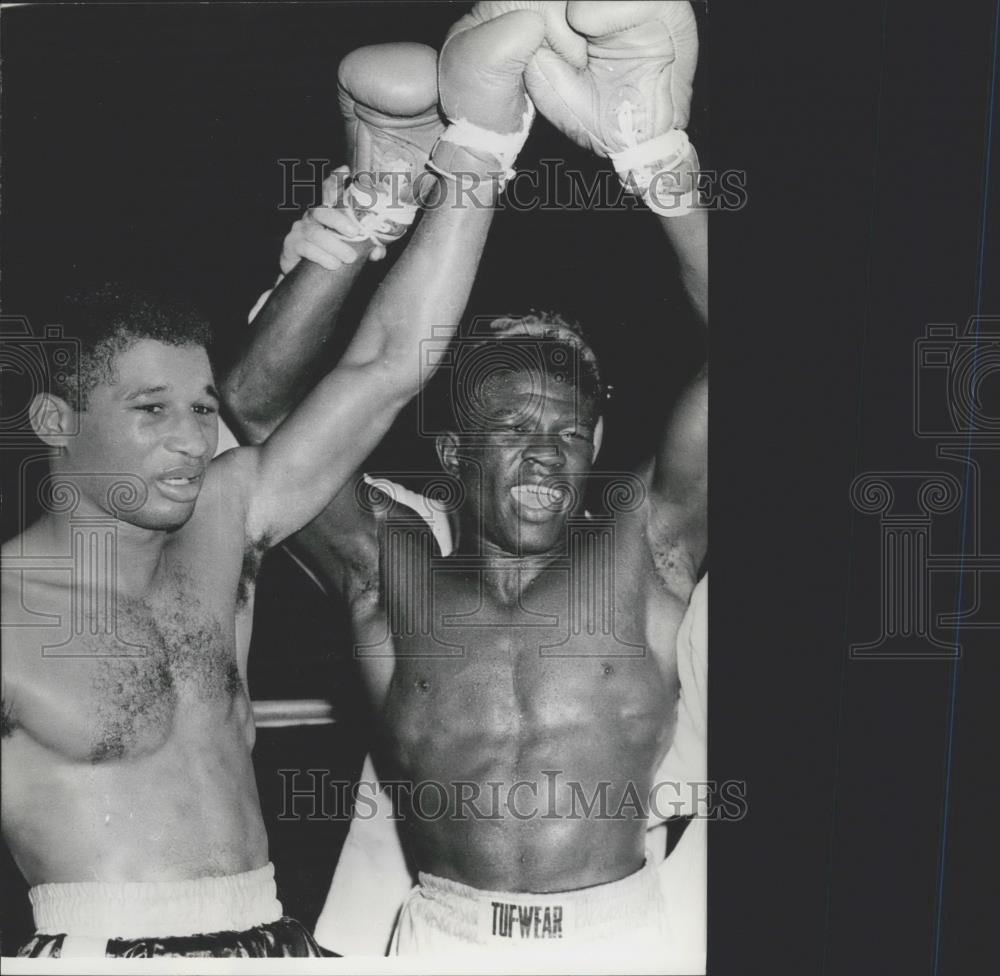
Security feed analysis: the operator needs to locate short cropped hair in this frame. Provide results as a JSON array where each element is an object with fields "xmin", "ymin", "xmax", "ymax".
[
  {"xmin": 53, "ymin": 282, "xmax": 214, "ymax": 409},
  {"xmin": 427, "ymin": 311, "xmax": 606, "ymax": 434}
]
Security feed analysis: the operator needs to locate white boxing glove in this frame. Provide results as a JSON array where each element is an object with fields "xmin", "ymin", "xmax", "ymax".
[
  {"xmin": 338, "ymin": 42, "xmax": 444, "ymax": 244},
  {"xmin": 431, "ymin": 9, "xmax": 547, "ymax": 187},
  {"xmin": 527, "ymin": 1, "xmax": 701, "ymax": 214}
]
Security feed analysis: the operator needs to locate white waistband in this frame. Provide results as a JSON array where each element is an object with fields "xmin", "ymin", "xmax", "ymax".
[
  {"xmin": 413, "ymin": 860, "xmax": 664, "ymax": 943},
  {"xmin": 29, "ymin": 863, "xmax": 282, "ymax": 940}
]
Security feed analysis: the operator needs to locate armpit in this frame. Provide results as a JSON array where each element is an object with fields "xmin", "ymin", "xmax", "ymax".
[
  {"xmin": 647, "ymin": 518, "xmax": 698, "ymax": 604},
  {"xmin": 343, "ymin": 552, "xmax": 380, "ymax": 610},
  {"xmin": 237, "ymin": 539, "xmax": 268, "ymax": 608}
]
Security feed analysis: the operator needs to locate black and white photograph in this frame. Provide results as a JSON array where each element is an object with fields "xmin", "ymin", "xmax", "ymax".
[
  {"xmin": 1, "ymin": 2, "xmax": 709, "ymax": 971},
  {"xmin": 2, "ymin": 2, "xmax": 998, "ymax": 974}
]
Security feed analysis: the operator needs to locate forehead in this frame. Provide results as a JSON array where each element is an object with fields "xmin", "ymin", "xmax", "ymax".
[
  {"xmin": 101, "ymin": 339, "xmax": 213, "ymax": 393},
  {"xmin": 477, "ymin": 369, "xmax": 598, "ymax": 422}
]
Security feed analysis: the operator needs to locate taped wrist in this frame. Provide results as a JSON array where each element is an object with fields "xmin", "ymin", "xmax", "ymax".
[
  {"xmin": 607, "ymin": 102, "xmax": 701, "ymax": 216},
  {"xmin": 428, "ymin": 101, "xmax": 535, "ymax": 189},
  {"xmin": 336, "ymin": 178, "xmax": 420, "ymax": 246}
]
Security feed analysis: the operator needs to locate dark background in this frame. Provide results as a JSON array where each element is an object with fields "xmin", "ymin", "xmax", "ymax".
[
  {"xmin": 0, "ymin": 0, "xmax": 707, "ymax": 955},
  {"xmin": 2, "ymin": 1, "xmax": 999, "ymax": 972}
]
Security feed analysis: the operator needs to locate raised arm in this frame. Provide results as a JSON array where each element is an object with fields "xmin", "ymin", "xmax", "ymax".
[
  {"xmin": 224, "ymin": 169, "xmax": 375, "ymax": 444},
  {"xmin": 657, "ymin": 208, "xmax": 707, "ymax": 328},
  {"xmin": 518, "ymin": 0, "xmax": 707, "ymax": 577},
  {"xmin": 222, "ymin": 43, "xmax": 444, "ymax": 444},
  {"xmin": 229, "ymin": 17, "xmax": 549, "ymax": 550},
  {"xmin": 233, "ymin": 168, "xmax": 493, "ymax": 547},
  {"xmin": 649, "ymin": 203, "xmax": 707, "ymax": 562},
  {"xmin": 639, "ymin": 17, "xmax": 707, "ymax": 577}
]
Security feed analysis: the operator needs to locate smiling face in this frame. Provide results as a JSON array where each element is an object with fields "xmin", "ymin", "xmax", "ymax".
[
  {"xmin": 442, "ymin": 367, "xmax": 600, "ymax": 556},
  {"xmin": 60, "ymin": 339, "xmax": 220, "ymax": 531}
]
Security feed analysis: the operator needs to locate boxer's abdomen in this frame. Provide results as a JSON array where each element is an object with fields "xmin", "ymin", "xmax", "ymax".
[
  {"xmin": 1, "ymin": 700, "xmax": 266, "ymax": 885},
  {"xmin": 1, "ymin": 577, "xmax": 266, "ymax": 886},
  {"xmin": 379, "ymin": 568, "xmax": 681, "ymax": 893}
]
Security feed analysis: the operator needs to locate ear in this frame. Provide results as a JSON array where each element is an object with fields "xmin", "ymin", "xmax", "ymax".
[
  {"xmin": 436, "ymin": 432, "xmax": 462, "ymax": 474},
  {"xmin": 29, "ymin": 393, "xmax": 77, "ymax": 448},
  {"xmin": 592, "ymin": 415, "xmax": 604, "ymax": 462}
]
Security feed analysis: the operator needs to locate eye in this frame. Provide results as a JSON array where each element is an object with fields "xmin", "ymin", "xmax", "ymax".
[
  {"xmin": 193, "ymin": 403, "xmax": 218, "ymax": 416},
  {"xmin": 495, "ymin": 419, "xmax": 530, "ymax": 434},
  {"xmin": 561, "ymin": 429, "xmax": 589, "ymax": 443},
  {"xmin": 135, "ymin": 404, "xmax": 164, "ymax": 415}
]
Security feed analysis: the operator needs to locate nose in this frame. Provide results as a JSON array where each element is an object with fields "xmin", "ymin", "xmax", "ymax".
[{"xmin": 164, "ymin": 413, "xmax": 209, "ymax": 459}]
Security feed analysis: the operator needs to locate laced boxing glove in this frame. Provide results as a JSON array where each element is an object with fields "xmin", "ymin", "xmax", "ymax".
[
  {"xmin": 430, "ymin": 9, "xmax": 547, "ymax": 188},
  {"xmin": 337, "ymin": 42, "xmax": 444, "ymax": 245},
  {"xmin": 526, "ymin": 1, "xmax": 701, "ymax": 214},
  {"xmin": 248, "ymin": 45, "xmax": 442, "ymax": 320}
]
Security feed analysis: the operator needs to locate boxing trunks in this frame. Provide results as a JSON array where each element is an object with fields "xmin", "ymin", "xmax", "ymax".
[
  {"xmin": 17, "ymin": 862, "xmax": 327, "ymax": 958},
  {"xmin": 315, "ymin": 577, "xmax": 708, "ymax": 961},
  {"xmin": 390, "ymin": 859, "xmax": 669, "ymax": 962}
]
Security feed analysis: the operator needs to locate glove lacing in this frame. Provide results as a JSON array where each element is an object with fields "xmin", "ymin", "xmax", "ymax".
[{"xmin": 338, "ymin": 158, "xmax": 421, "ymax": 246}]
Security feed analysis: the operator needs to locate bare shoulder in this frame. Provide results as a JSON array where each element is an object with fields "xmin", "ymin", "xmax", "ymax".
[
  {"xmin": 1, "ymin": 527, "xmax": 60, "ymax": 619},
  {"xmin": 1, "ymin": 532, "xmax": 21, "ymax": 566},
  {"xmin": 2, "ymin": 523, "xmax": 44, "ymax": 560},
  {"xmin": 1, "ymin": 531, "xmax": 50, "ymax": 707},
  {"xmin": 181, "ymin": 445, "xmax": 260, "ymax": 535},
  {"xmin": 203, "ymin": 443, "xmax": 260, "ymax": 494}
]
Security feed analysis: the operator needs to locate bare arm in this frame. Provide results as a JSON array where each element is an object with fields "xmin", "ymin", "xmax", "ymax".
[
  {"xmin": 658, "ymin": 209, "xmax": 707, "ymax": 328},
  {"xmin": 223, "ymin": 37, "xmax": 444, "ymax": 443},
  {"xmin": 222, "ymin": 170, "xmax": 377, "ymax": 443},
  {"xmin": 226, "ymin": 21, "xmax": 543, "ymax": 554},
  {"xmin": 649, "ymin": 207, "xmax": 708, "ymax": 575},
  {"xmin": 233, "ymin": 173, "xmax": 498, "ymax": 549}
]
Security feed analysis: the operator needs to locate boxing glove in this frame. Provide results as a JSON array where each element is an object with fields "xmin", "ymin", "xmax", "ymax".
[
  {"xmin": 337, "ymin": 43, "xmax": 444, "ymax": 244},
  {"xmin": 444, "ymin": 2, "xmax": 588, "ymax": 71},
  {"xmin": 527, "ymin": 1, "xmax": 701, "ymax": 213},
  {"xmin": 430, "ymin": 9, "xmax": 547, "ymax": 187}
]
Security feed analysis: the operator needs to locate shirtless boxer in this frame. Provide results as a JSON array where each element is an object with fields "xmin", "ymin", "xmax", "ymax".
[
  {"xmin": 0, "ymin": 40, "xmax": 505, "ymax": 956},
  {"xmin": 224, "ymin": 3, "xmax": 707, "ymax": 963}
]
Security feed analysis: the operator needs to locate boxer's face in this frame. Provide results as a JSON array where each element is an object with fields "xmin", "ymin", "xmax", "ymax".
[
  {"xmin": 448, "ymin": 368, "xmax": 598, "ymax": 555},
  {"xmin": 61, "ymin": 339, "xmax": 219, "ymax": 531}
]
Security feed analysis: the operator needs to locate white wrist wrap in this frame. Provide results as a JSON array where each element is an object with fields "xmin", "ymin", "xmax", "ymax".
[
  {"xmin": 339, "ymin": 178, "xmax": 419, "ymax": 246},
  {"xmin": 609, "ymin": 127, "xmax": 691, "ymax": 184},
  {"xmin": 430, "ymin": 101, "xmax": 535, "ymax": 187},
  {"xmin": 607, "ymin": 102, "xmax": 699, "ymax": 215}
]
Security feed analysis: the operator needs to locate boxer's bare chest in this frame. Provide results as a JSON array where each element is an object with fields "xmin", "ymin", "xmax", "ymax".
[
  {"xmin": 2, "ymin": 534, "xmax": 255, "ymax": 763},
  {"xmin": 361, "ymin": 518, "xmax": 686, "ymax": 776}
]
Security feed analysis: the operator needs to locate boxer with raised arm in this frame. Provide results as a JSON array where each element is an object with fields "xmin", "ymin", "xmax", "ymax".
[
  {"xmin": 0, "ymin": 41, "xmax": 507, "ymax": 957},
  {"xmin": 224, "ymin": 3, "xmax": 707, "ymax": 963}
]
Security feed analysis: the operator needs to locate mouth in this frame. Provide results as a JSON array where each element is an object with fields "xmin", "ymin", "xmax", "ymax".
[
  {"xmin": 509, "ymin": 482, "xmax": 571, "ymax": 520},
  {"xmin": 155, "ymin": 470, "xmax": 203, "ymax": 502}
]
